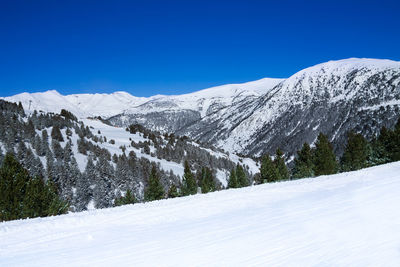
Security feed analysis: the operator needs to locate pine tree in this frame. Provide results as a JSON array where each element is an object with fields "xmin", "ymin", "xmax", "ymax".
[
  {"xmin": 274, "ymin": 148, "xmax": 289, "ymax": 180},
  {"xmin": 144, "ymin": 165, "xmax": 165, "ymax": 201},
  {"xmin": 51, "ymin": 139, "xmax": 63, "ymax": 159},
  {"xmin": 181, "ymin": 160, "xmax": 197, "ymax": 196},
  {"xmin": 341, "ymin": 131, "xmax": 369, "ymax": 171},
  {"xmin": 236, "ymin": 164, "xmax": 249, "ymax": 187},
  {"xmin": 167, "ymin": 184, "xmax": 180, "ymax": 198},
  {"xmin": 260, "ymin": 154, "xmax": 279, "ymax": 183},
  {"xmin": 228, "ymin": 168, "xmax": 238, "ymax": 188},
  {"xmin": 293, "ymin": 143, "xmax": 314, "ymax": 178},
  {"xmin": 75, "ymin": 156, "xmax": 95, "ymax": 211},
  {"xmin": 114, "ymin": 189, "xmax": 136, "ymax": 206},
  {"xmin": 200, "ymin": 167, "xmax": 216, "ymax": 193},
  {"xmin": 51, "ymin": 125, "xmax": 64, "ymax": 142},
  {"xmin": 0, "ymin": 153, "xmax": 68, "ymax": 221},
  {"xmin": 0, "ymin": 146, "xmax": 4, "ymax": 166},
  {"xmin": 313, "ymin": 133, "xmax": 338, "ymax": 176},
  {"xmin": 93, "ymin": 156, "xmax": 115, "ymax": 209},
  {"xmin": 391, "ymin": 117, "xmax": 400, "ymax": 161}
]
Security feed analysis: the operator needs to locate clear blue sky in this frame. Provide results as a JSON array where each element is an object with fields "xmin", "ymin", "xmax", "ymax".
[{"xmin": 1, "ymin": 0, "xmax": 399, "ymax": 97}]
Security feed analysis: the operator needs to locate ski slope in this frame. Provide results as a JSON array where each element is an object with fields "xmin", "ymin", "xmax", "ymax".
[{"xmin": 1, "ymin": 162, "xmax": 400, "ymax": 266}]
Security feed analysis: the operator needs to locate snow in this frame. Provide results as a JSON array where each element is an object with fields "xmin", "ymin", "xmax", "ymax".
[
  {"xmin": 0, "ymin": 78, "xmax": 283, "ymax": 119},
  {"xmin": 215, "ymin": 58, "xmax": 400, "ymax": 154},
  {"xmin": 80, "ymin": 119, "xmax": 186, "ymax": 177},
  {"xmin": 126, "ymin": 78, "xmax": 284, "ymax": 117},
  {"xmin": 2, "ymin": 161, "xmax": 400, "ymax": 266}
]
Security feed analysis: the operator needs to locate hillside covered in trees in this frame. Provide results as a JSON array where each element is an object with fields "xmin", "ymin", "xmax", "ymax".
[{"xmin": 1, "ymin": 98, "xmax": 399, "ymax": 222}]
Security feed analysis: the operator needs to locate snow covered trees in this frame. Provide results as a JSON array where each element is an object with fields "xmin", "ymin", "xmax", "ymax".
[{"xmin": 94, "ymin": 156, "xmax": 115, "ymax": 209}]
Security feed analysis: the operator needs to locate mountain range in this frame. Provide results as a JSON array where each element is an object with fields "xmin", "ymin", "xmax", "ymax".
[{"xmin": 3, "ymin": 58, "xmax": 400, "ymax": 158}]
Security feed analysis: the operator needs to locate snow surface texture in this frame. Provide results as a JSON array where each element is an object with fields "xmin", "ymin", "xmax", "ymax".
[{"xmin": 2, "ymin": 162, "xmax": 400, "ymax": 266}]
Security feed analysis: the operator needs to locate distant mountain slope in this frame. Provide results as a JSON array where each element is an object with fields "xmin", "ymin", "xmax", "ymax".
[
  {"xmin": 3, "ymin": 58, "xmax": 400, "ymax": 158},
  {"xmin": 1, "ymin": 78, "xmax": 283, "ymax": 120},
  {"xmin": 207, "ymin": 58, "xmax": 400, "ymax": 156},
  {"xmin": 2, "ymin": 161, "xmax": 400, "ymax": 266},
  {"xmin": 112, "ymin": 58, "xmax": 400, "ymax": 157},
  {"xmin": 1, "ymin": 90, "xmax": 153, "ymax": 118}
]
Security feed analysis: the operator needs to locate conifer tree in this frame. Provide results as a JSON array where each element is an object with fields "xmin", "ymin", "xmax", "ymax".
[
  {"xmin": 293, "ymin": 143, "xmax": 314, "ymax": 178},
  {"xmin": 0, "ymin": 153, "xmax": 68, "ymax": 221},
  {"xmin": 114, "ymin": 189, "xmax": 136, "ymax": 206},
  {"xmin": 144, "ymin": 165, "xmax": 165, "ymax": 201},
  {"xmin": 391, "ymin": 117, "xmax": 400, "ymax": 161},
  {"xmin": 0, "ymin": 146, "xmax": 3, "ymax": 166},
  {"xmin": 236, "ymin": 164, "xmax": 249, "ymax": 187},
  {"xmin": 75, "ymin": 156, "xmax": 95, "ymax": 211},
  {"xmin": 51, "ymin": 125, "xmax": 64, "ymax": 142},
  {"xmin": 228, "ymin": 168, "xmax": 238, "ymax": 188},
  {"xmin": 341, "ymin": 131, "xmax": 369, "ymax": 171},
  {"xmin": 181, "ymin": 160, "xmax": 197, "ymax": 196},
  {"xmin": 260, "ymin": 154, "xmax": 279, "ymax": 183},
  {"xmin": 313, "ymin": 133, "xmax": 338, "ymax": 176},
  {"xmin": 94, "ymin": 156, "xmax": 115, "ymax": 208},
  {"xmin": 274, "ymin": 148, "xmax": 289, "ymax": 180},
  {"xmin": 200, "ymin": 167, "xmax": 216, "ymax": 193},
  {"xmin": 167, "ymin": 184, "xmax": 180, "ymax": 198}
]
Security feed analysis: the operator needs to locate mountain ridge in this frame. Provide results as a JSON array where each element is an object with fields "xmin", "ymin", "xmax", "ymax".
[{"xmin": 2, "ymin": 58, "xmax": 400, "ymax": 157}]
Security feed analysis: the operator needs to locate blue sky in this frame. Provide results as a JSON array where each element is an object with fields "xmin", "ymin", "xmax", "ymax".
[{"xmin": 0, "ymin": 0, "xmax": 399, "ymax": 97}]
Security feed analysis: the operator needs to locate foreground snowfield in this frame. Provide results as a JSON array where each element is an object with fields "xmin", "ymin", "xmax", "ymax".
[{"xmin": 1, "ymin": 162, "xmax": 400, "ymax": 266}]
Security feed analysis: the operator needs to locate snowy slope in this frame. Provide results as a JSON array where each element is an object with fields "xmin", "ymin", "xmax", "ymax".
[
  {"xmin": 174, "ymin": 58, "xmax": 400, "ymax": 156},
  {"xmin": 2, "ymin": 162, "xmax": 400, "ymax": 266},
  {"xmin": 0, "ymin": 90, "xmax": 152, "ymax": 118},
  {"xmin": 124, "ymin": 78, "xmax": 283, "ymax": 117}
]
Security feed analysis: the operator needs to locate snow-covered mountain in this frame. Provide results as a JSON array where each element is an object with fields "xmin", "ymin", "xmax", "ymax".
[
  {"xmin": 3, "ymin": 58, "xmax": 400, "ymax": 157},
  {"xmin": 2, "ymin": 161, "xmax": 400, "ymax": 266},
  {"xmin": 110, "ymin": 58, "xmax": 400, "ymax": 157},
  {"xmin": 1, "ymin": 78, "xmax": 283, "ymax": 119},
  {"xmin": 1, "ymin": 90, "xmax": 154, "ymax": 118}
]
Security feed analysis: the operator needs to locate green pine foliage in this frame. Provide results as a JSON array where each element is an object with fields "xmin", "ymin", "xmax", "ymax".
[
  {"xmin": 293, "ymin": 143, "xmax": 314, "ymax": 178},
  {"xmin": 144, "ymin": 165, "xmax": 165, "ymax": 201},
  {"xmin": 228, "ymin": 168, "xmax": 238, "ymax": 188},
  {"xmin": 340, "ymin": 131, "xmax": 370, "ymax": 171},
  {"xmin": 260, "ymin": 154, "xmax": 280, "ymax": 183},
  {"xmin": 392, "ymin": 118, "xmax": 400, "ymax": 161},
  {"xmin": 167, "ymin": 184, "xmax": 180, "ymax": 198},
  {"xmin": 114, "ymin": 189, "xmax": 136, "ymax": 206},
  {"xmin": 313, "ymin": 133, "xmax": 338, "ymax": 176},
  {"xmin": 236, "ymin": 164, "xmax": 249, "ymax": 187},
  {"xmin": 181, "ymin": 161, "xmax": 197, "ymax": 196},
  {"xmin": 274, "ymin": 148, "xmax": 290, "ymax": 180},
  {"xmin": 199, "ymin": 167, "xmax": 216, "ymax": 194},
  {"xmin": 0, "ymin": 153, "xmax": 68, "ymax": 222}
]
